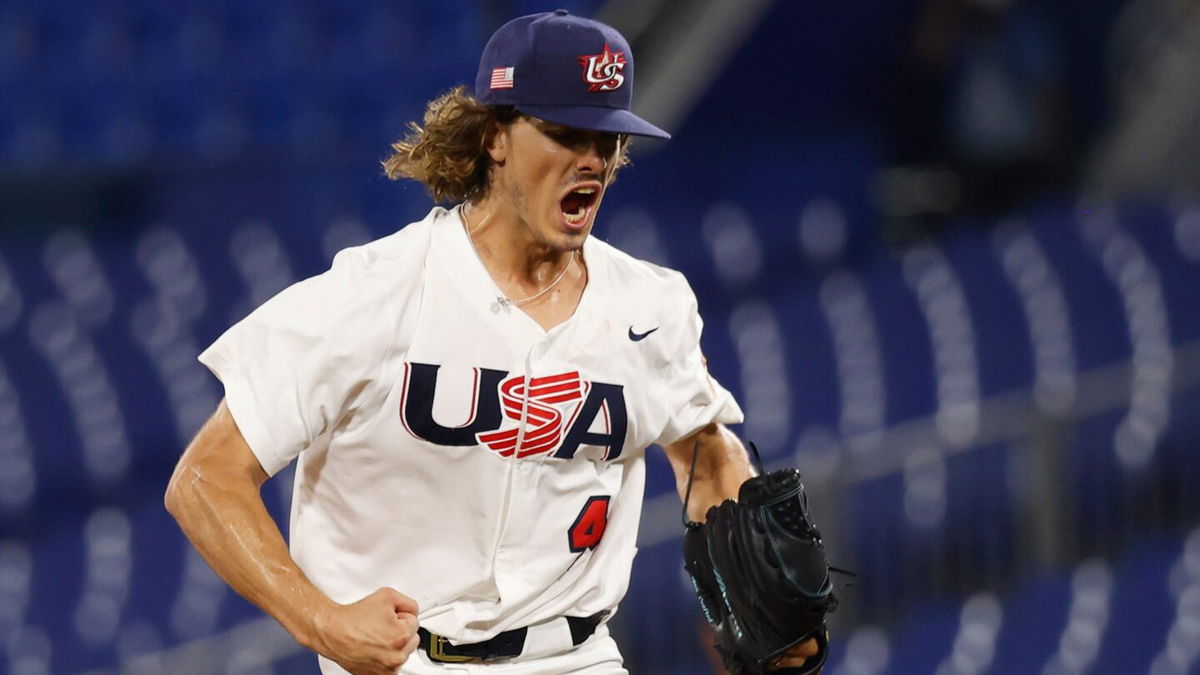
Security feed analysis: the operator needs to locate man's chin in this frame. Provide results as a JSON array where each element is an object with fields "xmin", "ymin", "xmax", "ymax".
[
  {"xmin": 543, "ymin": 219, "xmax": 591, "ymax": 250},
  {"xmin": 557, "ymin": 228, "xmax": 590, "ymax": 251}
]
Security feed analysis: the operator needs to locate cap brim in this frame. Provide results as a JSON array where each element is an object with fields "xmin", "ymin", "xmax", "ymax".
[{"xmin": 515, "ymin": 104, "xmax": 671, "ymax": 139}]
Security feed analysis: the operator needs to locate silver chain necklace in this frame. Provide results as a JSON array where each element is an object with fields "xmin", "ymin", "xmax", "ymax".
[{"xmin": 459, "ymin": 206, "xmax": 576, "ymax": 314}]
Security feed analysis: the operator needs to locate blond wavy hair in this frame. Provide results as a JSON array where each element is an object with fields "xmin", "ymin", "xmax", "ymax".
[{"xmin": 383, "ymin": 86, "xmax": 630, "ymax": 203}]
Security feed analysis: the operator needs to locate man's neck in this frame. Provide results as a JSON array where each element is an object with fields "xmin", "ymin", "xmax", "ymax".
[{"xmin": 462, "ymin": 198, "xmax": 573, "ymax": 287}]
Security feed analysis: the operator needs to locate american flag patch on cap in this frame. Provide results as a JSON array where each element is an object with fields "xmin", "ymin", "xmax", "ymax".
[{"xmin": 490, "ymin": 67, "xmax": 515, "ymax": 89}]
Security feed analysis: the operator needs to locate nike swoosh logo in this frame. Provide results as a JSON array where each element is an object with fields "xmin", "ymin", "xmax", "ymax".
[{"xmin": 628, "ymin": 326, "xmax": 659, "ymax": 341}]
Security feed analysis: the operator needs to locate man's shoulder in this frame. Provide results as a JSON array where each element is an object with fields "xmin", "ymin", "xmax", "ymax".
[
  {"xmin": 588, "ymin": 236, "xmax": 692, "ymax": 297},
  {"xmin": 283, "ymin": 207, "xmax": 444, "ymax": 322},
  {"xmin": 587, "ymin": 238, "xmax": 702, "ymax": 355},
  {"xmin": 331, "ymin": 207, "xmax": 444, "ymax": 276},
  {"xmin": 243, "ymin": 210, "xmax": 447, "ymax": 354}
]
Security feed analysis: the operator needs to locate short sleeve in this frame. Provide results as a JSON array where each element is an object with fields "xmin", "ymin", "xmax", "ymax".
[
  {"xmin": 653, "ymin": 281, "xmax": 744, "ymax": 447},
  {"xmin": 198, "ymin": 249, "xmax": 394, "ymax": 476}
]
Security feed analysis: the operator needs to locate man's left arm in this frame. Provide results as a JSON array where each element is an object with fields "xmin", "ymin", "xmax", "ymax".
[
  {"xmin": 663, "ymin": 422, "xmax": 822, "ymax": 672},
  {"xmin": 662, "ymin": 422, "xmax": 753, "ymax": 522}
]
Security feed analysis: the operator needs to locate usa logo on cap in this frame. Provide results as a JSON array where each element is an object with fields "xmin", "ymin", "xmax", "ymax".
[{"xmin": 578, "ymin": 44, "xmax": 626, "ymax": 92}]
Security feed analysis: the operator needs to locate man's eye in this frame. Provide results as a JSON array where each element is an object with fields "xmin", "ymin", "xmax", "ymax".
[
  {"xmin": 542, "ymin": 125, "xmax": 618, "ymax": 154},
  {"xmin": 548, "ymin": 129, "xmax": 579, "ymax": 144}
]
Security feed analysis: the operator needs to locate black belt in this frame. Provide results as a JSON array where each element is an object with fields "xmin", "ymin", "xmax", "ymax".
[{"xmin": 418, "ymin": 611, "xmax": 608, "ymax": 663}]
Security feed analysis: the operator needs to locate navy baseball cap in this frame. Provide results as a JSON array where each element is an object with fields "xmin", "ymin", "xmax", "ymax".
[{"xmin": 475, "ymin": 9, "xmax": 670, "ymax": 139}]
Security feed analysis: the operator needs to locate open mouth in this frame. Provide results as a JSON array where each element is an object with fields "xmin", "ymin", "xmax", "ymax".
[{"xmin": 559, "ymin": 185, "xmax": 600, "ymax": 226}]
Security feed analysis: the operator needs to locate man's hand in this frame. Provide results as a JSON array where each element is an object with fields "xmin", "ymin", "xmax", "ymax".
[
  {"xmin": 767, "ymin": 637, "xmax": 821, "ymax": 671},
  {"xmin": 310, "ymin": 588, "xmax": 422, "ymax": 675}
]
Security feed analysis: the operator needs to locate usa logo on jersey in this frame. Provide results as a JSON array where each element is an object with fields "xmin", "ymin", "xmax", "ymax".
[
  {"xmin": 578, "ymin": 44, "xmax": 626, "ymax": 92},
  {"xmin": 399, "ymin": 363, "xmax": 628, "ymax": 460}
]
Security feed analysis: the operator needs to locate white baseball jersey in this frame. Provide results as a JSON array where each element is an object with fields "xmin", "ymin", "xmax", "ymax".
[{"xmin": 199, "ymin": 205, "xmax": 743, "ymax": 672}]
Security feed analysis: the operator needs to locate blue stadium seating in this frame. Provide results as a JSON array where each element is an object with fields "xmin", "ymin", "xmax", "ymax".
[
  {"xmin": 990, "ymin": 569, "xmax": 1074, "ymax": 673},
  {"xmin": 1098, "ymin": 536, "xmax": 1180, "ymax": 673}
]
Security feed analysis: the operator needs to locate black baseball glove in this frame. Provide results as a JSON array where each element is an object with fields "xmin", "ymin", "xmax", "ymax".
[{"xmin": 683, "ymin": 467, "xmax": 839, "ymax": 674}]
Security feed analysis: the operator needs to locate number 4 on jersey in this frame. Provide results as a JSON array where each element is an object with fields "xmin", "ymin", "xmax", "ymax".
[{"xmin": 568, "ymin": 496, "xmax": 610, "ymax": 552}]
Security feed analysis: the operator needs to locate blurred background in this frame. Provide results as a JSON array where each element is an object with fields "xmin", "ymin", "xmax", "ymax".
[{"xmin": 1, "ymin": 0, "xmax": 1199, "ymax": 673}]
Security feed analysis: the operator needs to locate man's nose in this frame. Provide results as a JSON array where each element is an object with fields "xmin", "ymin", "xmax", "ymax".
[{"xmin": 574, "ymin": 140, "xmax": 607, "ymax": 174}]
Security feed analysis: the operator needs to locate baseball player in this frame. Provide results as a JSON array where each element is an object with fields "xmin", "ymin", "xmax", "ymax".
[{"xmin": 166, "ymin": 10, "xmax": 819, "ymax": 674}]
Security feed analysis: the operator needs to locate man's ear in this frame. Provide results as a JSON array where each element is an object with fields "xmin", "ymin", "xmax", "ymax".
[{"xmin": 486, "ymin": 121, "xmax": 509, "ymax": 165}]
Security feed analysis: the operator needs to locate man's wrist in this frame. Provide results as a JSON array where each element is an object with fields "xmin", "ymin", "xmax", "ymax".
[{"xmin": 287, "ymin": 590, "xmax": 340, "ymax": 652}]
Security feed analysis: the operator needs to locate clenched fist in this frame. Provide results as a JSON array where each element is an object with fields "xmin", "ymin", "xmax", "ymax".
[{"xmin": 310, "ymin": 587, "xmax": 422, "ymax": 675}]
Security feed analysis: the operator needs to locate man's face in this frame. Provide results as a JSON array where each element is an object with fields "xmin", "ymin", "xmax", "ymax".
[{"xmin": 490, "ymin": 116, "xmax": 624, "ymax": 251}]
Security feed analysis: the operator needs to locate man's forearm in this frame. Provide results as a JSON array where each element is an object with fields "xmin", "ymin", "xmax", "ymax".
[
  {"xmin": 165, "ymin": 405, "xmax": 335, "ymax": 651},
  {"xmin": 669, "ymin": 423, "xmax": 755, "ymax": 522},
  {"xmin": 166, "ymin": 464, "xmax": 333, "ymax": 649}
]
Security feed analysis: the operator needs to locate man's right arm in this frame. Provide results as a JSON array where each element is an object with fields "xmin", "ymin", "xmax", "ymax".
[{"xmin": 164, "ymin": 399, "xmax": 420, "ymax": 674}]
